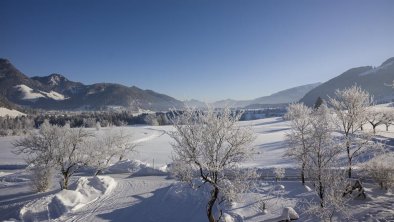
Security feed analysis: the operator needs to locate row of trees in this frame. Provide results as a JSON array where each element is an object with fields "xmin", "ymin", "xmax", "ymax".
[
  {"xmin": 0, "ymin": 116, "xmax": 35, "ymax": 136},
  {"xmin": 14, "ymin": 120, "xmax": 136, "ymax": 191},
  {"xmin": 0, "ymin": 111, "xmax": 176, "ymax": 137},
  {"xmin": 286, "ymin": 85, "xmax": 390, "ymax": 220}
]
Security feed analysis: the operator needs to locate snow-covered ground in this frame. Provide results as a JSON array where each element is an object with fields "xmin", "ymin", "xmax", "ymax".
[
  {"xmin": 0, "ymin": 117, "xmax": 393, "ymax": 221},
  {"xmin": 0, "ymin": 107, "xmax": 26, "ymax": 118},
  {"xmin": 13, "ymin": 84, "xmax": 68, "ymax": 101}
]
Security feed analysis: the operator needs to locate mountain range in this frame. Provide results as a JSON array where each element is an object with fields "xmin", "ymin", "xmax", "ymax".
[
  {"xmin": 300, "ymin": 57, "xmax": 394, "ymax": 106},
  {"xmin": 0, "ymin": 59, "xmax": 183, "ymax": 111},
  {"xmin": 1, "ymin": 57, "xmax": 393, "ymax": 112},
  {"xmin": 208, "ymin": 83, "xmax": 321, "ymax": 108}
]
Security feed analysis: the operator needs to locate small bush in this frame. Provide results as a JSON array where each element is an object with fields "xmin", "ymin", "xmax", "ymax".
[
  {"xmin": 363, "ymin": 153, "xmax": 394, "ymax": 190},
  {"xmin": 29, "ymin": 165, "xmax": 53, "ymax": 192}
]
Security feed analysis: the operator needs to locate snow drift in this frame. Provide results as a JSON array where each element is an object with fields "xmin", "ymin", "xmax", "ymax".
[
  {"xmin": 20, "ymin": 176, "xmax": 116, "ymax": 221},
  {"xmin": 105, "ymin": 159, "xmax": 168, "ymax": 176}
]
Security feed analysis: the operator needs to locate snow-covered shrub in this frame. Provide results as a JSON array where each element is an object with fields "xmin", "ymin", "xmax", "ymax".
[
  {"xmin": 29, "ymin": 165, "xmax": 53, "ymax": 192},
  {"xmin": 273, "ymin": 167, "xmax": 285, "ymax": 182},
  {"xmin": 256, "ymin": 200, "xmax": 268, "ymax": 214},
  {"xmin": 95, "ymin": 121, "xmax": 101, "ymax": 131},
  {"xmin": 363, "ymin": 153, "xmax": 394, "ymax": 190}
]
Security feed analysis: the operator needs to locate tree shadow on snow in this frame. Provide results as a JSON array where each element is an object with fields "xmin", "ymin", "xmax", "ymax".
[
  {"xmin": 249, "ymin": 118, "xmax": 286, "ymax": 127},
  {"xmin": 97, "ymin": 185, "xmax": 207, "ymax": 222}
]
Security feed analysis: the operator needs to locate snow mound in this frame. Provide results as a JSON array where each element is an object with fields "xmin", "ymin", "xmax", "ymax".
[
  {"xmin": 105, "ymin": 159, "xmax": 168, "ymax": 176},
  {"xmin": 304, "ymin": 185, "xmax": 312, "ymax": 192},
  {"xmin": 20, "ymin": 176, "xmax": 116, "ymax": 220},
  {"xmin": 279, "ymin": 207, "xmax": 299, "ymax": 221},
  {"xmin": 105, "ymin": 159, "xmax": 147, "ymax": 174},
  {"xmin": 223, "ymin": 213, "xmax": 235, "ymax": 222}
]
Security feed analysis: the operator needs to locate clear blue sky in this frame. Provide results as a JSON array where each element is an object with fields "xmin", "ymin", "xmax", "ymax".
[{"xmin": 1, "ymin": 0, "xmax": 393, "ymax": 102}]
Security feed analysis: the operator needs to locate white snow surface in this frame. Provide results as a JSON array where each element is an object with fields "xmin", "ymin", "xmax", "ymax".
[
  {"xmin": 14, "ymin": 85, "xmax": 45, "ymax": 100},
  {"xmin": 20, "ymin": 176, "xmax": 116, "ymax": 221},
  {"xmin": 14, "ymin": 84, "xmax": 67, "ymax": 101},
  {"xmin": 39, "ymin": 90, "xmax": 67, "ymax": 100},
  {"xmin": 0, "ymin": 107, "xmax": 25, "ymax": 117},
  {"xmin": 1, "ymin": 116, "xmax": 394, "ymax": 221}
]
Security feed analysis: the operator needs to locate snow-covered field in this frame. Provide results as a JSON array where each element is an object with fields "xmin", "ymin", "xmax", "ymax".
[{"xmin": 0, "ymin": 117, "xmax": 393, "ymax": 221}]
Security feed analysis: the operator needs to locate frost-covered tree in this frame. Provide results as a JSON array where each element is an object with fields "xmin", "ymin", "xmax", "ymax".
[
  {"xmin": 381, "ymin": 109, "xmax": 394, "ymax": 131},
  {"xmin": 169, "ymin": 107, "xmax": 256, "ymax": 222},
  {"xmin": 14, "ymin": 120, "xmax": 93, "ymax": 189},
  {"xmin": 274, "ymin": 167, "xmax": 285, "ymax": 182},
  {"xmin": 365, "ymin": 108, "xmax": 384, "ymax": 134},
  {"xmin": 329, "ymin": 85, "xmax": 372, "ymax": 178},
  {"xmin": 285, "ymin": 103, "xmax": 312, "ymax": 184},
  {"xmin": 89, "ymin": 127, "xmax": 136, "ymax": 175},
  {"xmin": 305, "ymin": 105, "xmax": 350, "ymax": 221}
]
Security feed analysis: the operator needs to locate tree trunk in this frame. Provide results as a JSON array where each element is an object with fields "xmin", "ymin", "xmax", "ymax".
[
  {"xmin": 301, "ymin": 163, "xmax": 305, "ymax": 185},
  {"xmin": 207, "ymin": 187, "xmax": 219, "ymax": 222},
  {"xmin": 373, "ymin": 126, "xmax": 376, "ymax": 134},
  {"xmin": 62, "ymin": 173, "xmax": 69, "ymax": 190},
  {"xmin": 95, "ymin": 169, "xmax": 102, "ymax": 176},
  {"xmin": 386, "ymin": 125, "xmax": 389, "ymax": 131},
  {"xmin": 319, "ymin": 182, "xmax": 324, "ymax": 208},
  {"xmin": 347, "ymin": 144, "xmax": 352, "ymax": 178}
]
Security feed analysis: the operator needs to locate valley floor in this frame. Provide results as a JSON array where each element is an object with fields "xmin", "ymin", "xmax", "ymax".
[{"xmin": 1, "ymin": 117, "xmax": 394, "ymax": 221}]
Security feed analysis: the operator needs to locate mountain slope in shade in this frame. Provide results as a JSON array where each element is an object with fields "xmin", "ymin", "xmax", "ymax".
[
  {"xmin": 212, "ymin": 83, "xmax": 321, "ymax": 108},
  {"xmin": 0, "ymin": 59, "xmax": 184, "ymax": 111},
  {"xmin": 300, "ymin": 57, "xmax": 394, "ymax": 106}
]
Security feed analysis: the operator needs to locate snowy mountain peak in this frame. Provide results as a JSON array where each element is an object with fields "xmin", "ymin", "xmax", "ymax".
[{"xmin": 47, "ymin": 73, "xmax": 68, "ymax": 86}]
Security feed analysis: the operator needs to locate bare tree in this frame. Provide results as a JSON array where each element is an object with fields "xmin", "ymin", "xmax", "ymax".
[
  {"xmin": 305, "ymin": 105, "xmax": 350, "ymax": 221},
  {"xmin": 89, "ymin": 127, "xmax": 136, "ymax": 175},
  {"xmin": 285, "ymin": 103, "xmax": 312, "ymax": 184},
  {"xmin": 169, "ymin": 107, "xmax": 256, "ymax": 222},
  {"xmin": 14, "ymin": 120, "xmax": 93, "ymax": 190},
  {"xmin": 329, "ymin": 85, "xmax": 372, "ymax": 178},
  {"xmin": 381, "ymin": 109, "xmax": 394, "ymax": 131},
  {"xmin": 365, "ymin": 108, "xmax": 384, "ymax": 134}
]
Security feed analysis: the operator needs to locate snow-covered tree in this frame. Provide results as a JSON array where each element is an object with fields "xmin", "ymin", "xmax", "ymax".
[
  {"xmin": 95, "ymin": 121, "xmax": 101, "ymax": 131},
  {"xmin": 14, "ymin": 120, "xmax": 93, "ymax": 190},
  {"xmin": 273, "ymin": 167, "xmax": 285, "ymax": 182},
  {"xmin": 329, "ymin": 85, "xmax": 372, "ymax": 178},
  {"xmin": 89, "ymin": 127, "xmax": 136, "ymax": 175},
  {"xmin": 305, "ymin": 105, "xmax": 351, "ymax": 221},
  {"xmin": 169, "ymin": 107, "xmax": 256, "ymax": 222},
  {"xmin": 381, "ymin": 109, "xmax": 394, "ymax": 131},
  {"xmin": 285, "ymin": 103, "xmax": 313, "ymax": 184},
  {"xmin": 365, "ymin": 108, "xmax": 384, "ymax": 134}
]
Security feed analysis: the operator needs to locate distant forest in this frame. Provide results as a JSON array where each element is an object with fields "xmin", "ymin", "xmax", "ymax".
[{"xmin": 0, "ymin": 108, "xmax": 286, "ymax": 136}]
